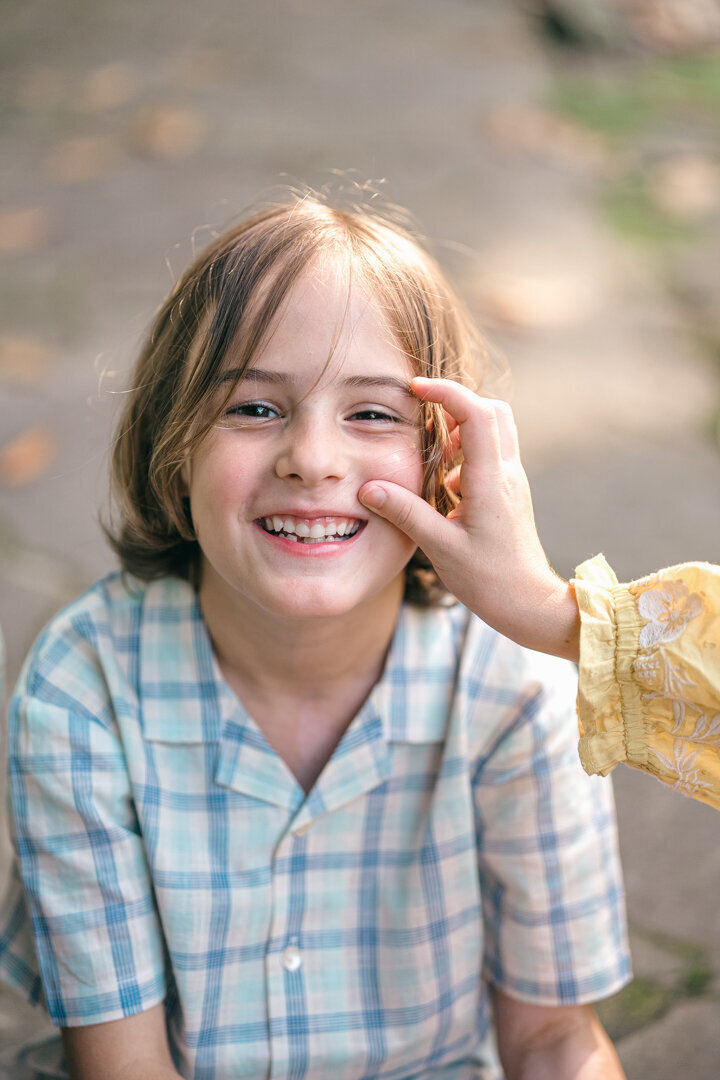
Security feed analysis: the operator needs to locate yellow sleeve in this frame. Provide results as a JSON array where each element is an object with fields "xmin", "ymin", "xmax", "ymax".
[{"xmin": 572, "ymin": 554, "xmax": 720, "ymax": 811}]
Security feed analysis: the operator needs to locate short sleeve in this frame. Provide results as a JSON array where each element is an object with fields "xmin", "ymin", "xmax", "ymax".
[
  {"xmin": 6, "ymin": 679, "xmax": 167, "ymax": 1026},
  {"xmin": 573, "ymin": 554, "xmax": 720, "ymax": 811},
  {"xmin": 473, "ymin": 652, "xmax": 631, "ymax": 1006}
]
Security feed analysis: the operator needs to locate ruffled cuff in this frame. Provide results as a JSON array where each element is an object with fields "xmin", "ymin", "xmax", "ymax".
[
  {"xmin": 572, "ymin": 555, "xmax": 720, "ymax": 812},
  {"xmin": 572, "ymin": 554, "xmax": 647, "ymax": 777}
]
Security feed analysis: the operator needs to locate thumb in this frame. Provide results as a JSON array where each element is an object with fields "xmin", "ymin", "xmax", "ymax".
[{"xmin": 358, "ymin": 481, "xmax": 448, "ymax": 556}]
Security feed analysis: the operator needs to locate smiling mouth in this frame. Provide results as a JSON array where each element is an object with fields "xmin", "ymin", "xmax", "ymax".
[{"xmin": 258, "ymin": 515, "xmax": 363, "ymax": 544}]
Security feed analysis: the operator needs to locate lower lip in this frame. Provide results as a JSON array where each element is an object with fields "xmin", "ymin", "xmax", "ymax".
[{"xmin": 254, "ymin": 521, "xmax": 366, "ymax": 556}]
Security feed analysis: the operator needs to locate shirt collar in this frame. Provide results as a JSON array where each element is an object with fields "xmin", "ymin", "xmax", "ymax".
[
  {"xmin": 138, "ymin": 577, "xmax": 466, "ymax": 752},
  {"xmin": 138, "ymin": 574, "xmax": 223, "ymax": 743},
  {"xmin": 370, "ymin": 600, "xmax": 467, "ymax": 744}
]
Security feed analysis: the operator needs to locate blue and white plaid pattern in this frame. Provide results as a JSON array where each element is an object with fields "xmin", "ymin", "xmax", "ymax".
[{"xmin": 1, "ymin": 574, "xmax": 630, "ymax": 1080}]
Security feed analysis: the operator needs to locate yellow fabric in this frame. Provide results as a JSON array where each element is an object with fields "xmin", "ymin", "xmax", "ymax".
[{"xmin": 572, "ymin": 554, "xmax": 720, "ymax": 812}]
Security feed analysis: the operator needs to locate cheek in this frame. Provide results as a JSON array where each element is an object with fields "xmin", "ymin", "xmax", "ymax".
[
  {"xmin": 186, "ymin": 463, "xmax": 236, "ymax": 539},
  {"xmin": 191, "ymin": 441, "xmax": 255, "ymax": 498},
  {"xmin": 367, "ymin": 436, "xmax": 424, "ymax": 493}
]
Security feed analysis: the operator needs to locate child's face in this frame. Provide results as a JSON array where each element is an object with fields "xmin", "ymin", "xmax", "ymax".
[{"xmin": 183, "ymin": 260, "xmax": 425, "ymax": 624}]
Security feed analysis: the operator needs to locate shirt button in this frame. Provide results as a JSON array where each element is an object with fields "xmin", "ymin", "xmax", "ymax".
[{"xmin": 281, "ymin": 945, "xmax": 302, "ymax": 972}]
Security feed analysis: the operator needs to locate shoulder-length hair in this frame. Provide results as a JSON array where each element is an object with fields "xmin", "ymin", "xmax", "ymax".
[{"xmin": 105, "ymin": 194, "xmax": 489, "ymax": 604}]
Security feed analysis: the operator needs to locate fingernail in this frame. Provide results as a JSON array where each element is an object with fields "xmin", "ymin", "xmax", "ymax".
[{"xmin": 359, "ymin": 484, "xmax": 387, "ymax": 509}]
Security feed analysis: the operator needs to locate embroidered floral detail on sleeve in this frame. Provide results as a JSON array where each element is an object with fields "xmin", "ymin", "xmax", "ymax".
[
  {"xmin": 653, "ymin": 740, "xmax": 713, "ymax": 799},
  {"xmin": 637, "ymin": 582, "xmax": 703, "ymax": 650},
  {"xmin": 633, "ymin": 652, "xmax": 661, "ymax": 689},
  {"xmin": 691, "ymin": 712, "xmax": 720, "ymax": 742}
]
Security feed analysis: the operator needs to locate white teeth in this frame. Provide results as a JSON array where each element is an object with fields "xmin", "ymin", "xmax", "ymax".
[{"xmin": 261, "ymin": 515, "xmax": 362, "ymax": 541}]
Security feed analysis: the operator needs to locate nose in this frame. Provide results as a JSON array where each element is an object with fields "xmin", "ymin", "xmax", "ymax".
[{"xmin": 274, "ymin": 410, "xmax": 349, "ymax": 486}]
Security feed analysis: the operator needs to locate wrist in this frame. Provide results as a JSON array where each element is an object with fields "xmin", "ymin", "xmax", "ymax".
[
  {"xmin": 513, "ymin": 575, "xmax": 579, "ymax": 662},
  {"xmin": 544, "ymin": 578, "xmax": 580, "ymax": 663}
]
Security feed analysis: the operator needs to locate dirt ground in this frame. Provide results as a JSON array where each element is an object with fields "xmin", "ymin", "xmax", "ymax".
[{"xmin": 2, "ymin": 1, "xmax": 720, "ymax": 1076}]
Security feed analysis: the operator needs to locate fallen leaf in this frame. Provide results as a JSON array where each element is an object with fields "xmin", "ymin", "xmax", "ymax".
[
  {"xmin": 48, "ymin": 135, "xmax": 121, "ymax": 183},
  {"xmin": 487, "ymin": 103, "xmax": 610, "ymax": 172},
  {"xmin": 630, "ymin": 0, "xmax": 720, "ymax": 52},
  {"xmin": 130, "ymin": 105, "xmax": 206, "ymax": 158},
  {"xmin": 0, "ymin": 427, "xmax": 57, "ymax": 486},
  {"xmin": 0, "ymin": 206, "xmax": 49, "ymax": 256},
  {"xmin": 648, "ymin": 154, "xmax": 720, "ymax": 220},
  {"xmin": 473, "ymin": 271, "xmax": 597, "ymax": 330},
  {"xmin": 0, "ymin": 335, "xmax": 52, "ymax": 383},
  {"xmin": 77, "ymin": 62, "xmax": 138, "ymax": 113}
]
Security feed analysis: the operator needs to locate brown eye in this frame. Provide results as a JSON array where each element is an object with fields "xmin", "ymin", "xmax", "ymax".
[
  {"xmin": 350, "ymin": 409, "xmax": 400, "ymax": 423},
  {"xmin": 226, "ymin": 402, "xmax": 279, "ymax": 420}
]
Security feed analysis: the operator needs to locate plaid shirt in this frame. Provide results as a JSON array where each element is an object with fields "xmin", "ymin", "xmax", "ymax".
[{"xmin": 1, "ymin": 573, "xmax": 630, "ymax": 1080}]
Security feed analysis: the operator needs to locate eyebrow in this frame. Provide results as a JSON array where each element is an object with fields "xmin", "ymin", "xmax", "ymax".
[{"xmin": 217, "ymin": 368, "xmax": 415, "ymax": 397}]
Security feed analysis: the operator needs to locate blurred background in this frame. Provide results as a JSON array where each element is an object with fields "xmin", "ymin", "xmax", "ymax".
[{"xmin": 1, "ymin": 0, "xmax": 720, "ymax": 1076}]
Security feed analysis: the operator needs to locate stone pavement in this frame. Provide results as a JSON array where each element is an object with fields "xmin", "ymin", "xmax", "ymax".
[{"xmin": 1, "ymin": 1, "xmax": 720, "ymax": 1076}]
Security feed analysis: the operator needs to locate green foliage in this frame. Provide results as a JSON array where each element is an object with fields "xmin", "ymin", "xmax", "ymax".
[
  {"xmin": 596, "ymin": 978, "xmax": 672, "ymax": 1042},
  {"xmin": 549, "ymin": 78, "xmax": 652, "ymax": 138},
  {"xmin": 602, "ymin": 176, "xmax": 697, "ymax": 245},
  {"xmin": 549, "ymin": 53, "xmax": 720, "ymax": 249},
  {"xmin": 647, "ymin": 53, "xmax": 720, "ymax": 114},
  {"xmin": 597, "ymin": 928, "xmax": 717, "ymax": 1042},
  {"xmin": 682, "ymin": 961, "xmax": 713, "ymax": 998},
  {"xmin": 549, "ymin": 52, "xmax": 720, "ymax": 139}
]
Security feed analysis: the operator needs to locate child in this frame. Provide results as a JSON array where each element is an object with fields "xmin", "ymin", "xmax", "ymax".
[
  {"xmin": 359, "ymin": 381, "xmax": 720, "ymax": 811},
  {"xmin": 0, "ymin": 197, "xmax": 630, "ymax": 1080}
]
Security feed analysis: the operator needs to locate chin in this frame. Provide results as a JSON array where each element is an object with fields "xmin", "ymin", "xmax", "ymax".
[
  {"xmin": 261, "ymin": 573, "xmax": 406, "ymax": 622},
  {"xmin": 261, "ymin": 588, "xmax": 370, "ymax": 621}
]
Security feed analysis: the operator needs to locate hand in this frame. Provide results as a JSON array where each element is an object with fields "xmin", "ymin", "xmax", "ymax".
[{"xmin": 358, "ymin": 378, "xmax": 580, "ymax": 660}]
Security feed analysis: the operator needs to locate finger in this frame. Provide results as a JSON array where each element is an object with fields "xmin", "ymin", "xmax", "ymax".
[
  {"xmin": 358, "ymin": 480, "xmax": 450, "ymax": 555},
  {"xmin": 411, "ymin": 378, "xmax": 483, "ymax": 424},
  {"xmin": 413, "ymin": 379, "xmax": 515, "ymax": 439},
  {"xmin": 412, "ymin": 378, "xmax": 511, "ymax": 470},
  {"xmin": 494, "ymin": 400, "xmax": 520, "ymax": 461}
]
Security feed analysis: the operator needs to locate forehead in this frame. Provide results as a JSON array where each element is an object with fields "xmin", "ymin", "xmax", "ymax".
[{"xmin": 225, "ymin": 258, "xmax": 415, "ymax": 383}]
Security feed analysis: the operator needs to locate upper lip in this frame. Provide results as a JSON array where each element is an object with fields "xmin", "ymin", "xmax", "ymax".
[{"xmin": 255, "ymin": 509, "xmax": 366, "ymax": 521}]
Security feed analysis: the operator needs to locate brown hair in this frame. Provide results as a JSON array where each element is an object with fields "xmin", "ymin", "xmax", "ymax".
[{"xmin": 106, "ymin": 194, "xmax": 489, "ymax": 603}]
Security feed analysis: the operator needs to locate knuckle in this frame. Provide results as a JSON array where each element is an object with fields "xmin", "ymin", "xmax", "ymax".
[{"xmin": 475, "ymin": 399, "xmax": 499, "ymax": 421}]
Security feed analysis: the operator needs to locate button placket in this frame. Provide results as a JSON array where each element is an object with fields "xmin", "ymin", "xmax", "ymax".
[
  {"xmin": 281, "ymin": 943, "xmax": 302, "ymax": 972},
  {"xmin": 265, "ymin": 833, "xmax": 298, "ymax": 1078}
]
